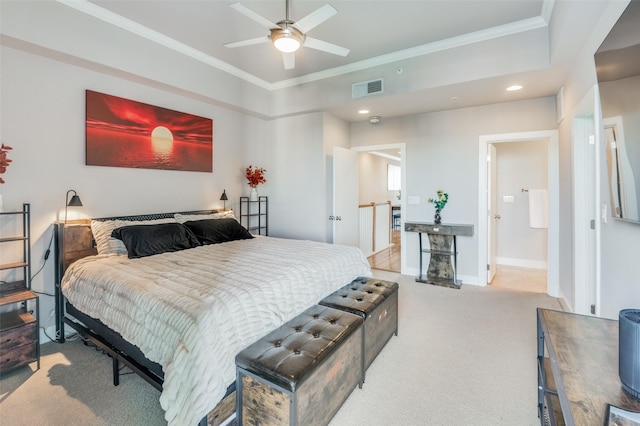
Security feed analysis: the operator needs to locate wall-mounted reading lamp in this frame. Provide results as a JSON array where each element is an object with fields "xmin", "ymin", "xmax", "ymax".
[
  {"xmin": 220, "ymin": 189, "xmax": 228, "ymax": 210},
  {"xmin": 65, "ymin": 189, "xmax": 83, "ymax": 223}
]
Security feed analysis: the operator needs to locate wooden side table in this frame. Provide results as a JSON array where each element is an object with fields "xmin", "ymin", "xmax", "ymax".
[
  {"xmin": 404, "ymin": 222, "xmax": 473, "ymax": 289},
  {"xmin": 537, "ymin": 308, "xmax": 640, "ymax": 425}
]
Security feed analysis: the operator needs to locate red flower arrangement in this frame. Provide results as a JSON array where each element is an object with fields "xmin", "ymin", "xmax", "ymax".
[
  {"xmin": 245, "ymin": 165, "xmax": 266, "ymax": 188},
  {"xmin": 0, "ymin": 143, "xmax": 12, "ymax": 184}
]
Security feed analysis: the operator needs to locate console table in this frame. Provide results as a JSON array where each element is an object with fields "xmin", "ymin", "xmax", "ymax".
[
  {"xmin": 404, "ymin": 222, "xmax": 474, "ymax": 289},
  {"xmin": 537, "ymin": 308, "xmax": 640, "ymax": 425}
]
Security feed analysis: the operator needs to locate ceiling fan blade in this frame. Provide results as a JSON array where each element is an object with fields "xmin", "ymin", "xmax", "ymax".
[
  {"xmin": 230, "ymin": 2, "xmax": 278, "ymax": 29},
  {"xmin": 283, "ymin": 52, "xmax": 295, "ymax": 69},
  {"xmin": 224, "ymin": 36, "xmax": 270, "ymax": 49},
  {"xmin": 293, "ymin": 4, "xmax": 337, "ymax": 33},
  {"xmin": 303, "ymin": 36, "xmax": 349, "ymax": 56}
]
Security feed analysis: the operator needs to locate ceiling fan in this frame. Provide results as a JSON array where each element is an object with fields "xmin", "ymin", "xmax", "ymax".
[{"xmin": 224, "ymin": 0, "xmax": 350, "ymax": 70}]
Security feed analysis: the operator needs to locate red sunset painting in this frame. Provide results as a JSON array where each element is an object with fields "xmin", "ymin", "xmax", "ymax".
[{"xmin": 86, "ymin": 90, "xmax": 213, "ymax": 172}]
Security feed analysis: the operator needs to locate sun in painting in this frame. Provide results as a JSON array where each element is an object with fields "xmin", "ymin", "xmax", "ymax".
[{"xmin": 151, "ymin": 126, "xmax": 174, "ymax": 156}]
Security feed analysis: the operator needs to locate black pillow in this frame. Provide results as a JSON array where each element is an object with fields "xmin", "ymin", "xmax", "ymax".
[
  {"xmin": 183, "ymin": 218, "xmax": 253, "ymax": 245},
  {"xmin": 111, "ymin": 223, "xmax": 200, "ymax": 259}
]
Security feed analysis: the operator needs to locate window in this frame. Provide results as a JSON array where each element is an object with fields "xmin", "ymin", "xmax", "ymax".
[{"xmin": 387, "ymin": 164, "xmax": 401, "ymax": 191}]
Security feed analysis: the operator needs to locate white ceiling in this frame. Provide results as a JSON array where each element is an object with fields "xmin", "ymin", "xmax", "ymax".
[{"xmin": 23, "ymin": 0, "xmax": 614, "ymax": 122}]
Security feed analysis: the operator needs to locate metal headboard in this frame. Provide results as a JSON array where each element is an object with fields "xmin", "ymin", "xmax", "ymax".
[{"xmin": 92, "ymin": 209, "xmax": 219, "ymax": 222}]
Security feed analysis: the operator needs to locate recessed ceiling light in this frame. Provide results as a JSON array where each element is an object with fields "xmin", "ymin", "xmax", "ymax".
[
  {"xmin": 358, "ymin": 109, "xmax": 370, "ymax": 114},
  {"xmin": 507, "ymin": 85, "xmax": 523, "ymax": 91}
]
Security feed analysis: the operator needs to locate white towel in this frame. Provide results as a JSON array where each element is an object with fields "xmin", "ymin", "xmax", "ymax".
[{"xmin": 528, "ymin": 189, "xmax": 548, "ymax": 229}]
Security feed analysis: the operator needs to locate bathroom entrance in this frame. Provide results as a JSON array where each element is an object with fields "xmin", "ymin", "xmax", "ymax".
[{"xmin": 488, "ymin": 139, "xmax": 549, "ymax": 293}]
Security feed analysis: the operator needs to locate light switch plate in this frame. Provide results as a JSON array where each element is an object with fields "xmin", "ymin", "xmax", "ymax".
[
  {"xmin": 503, "ymin": 195, "xmax": 514, "ymax": 203},
  {"xmin": 408, "ymin": 196, "xmax": 420, "ymax": 205}
]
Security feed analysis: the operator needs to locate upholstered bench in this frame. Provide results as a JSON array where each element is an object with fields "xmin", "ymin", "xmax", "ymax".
[
  {"xmin": 319, "ymin": 277, "xmax": 398, "ymax": 375},
  {"xmin": 235, "ymin": 305, "xmax": 364, "ymax": 426}
]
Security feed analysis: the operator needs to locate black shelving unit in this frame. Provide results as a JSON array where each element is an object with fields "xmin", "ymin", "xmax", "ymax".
[
  {"xmin": 0, "ymin": 203, "xmax": 40, "ymax": 372},
  {"xmin": 239, "ymin": 196, "xmax": 268, "ymax": 236}
]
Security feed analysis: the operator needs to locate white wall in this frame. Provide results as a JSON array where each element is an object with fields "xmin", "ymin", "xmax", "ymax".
[
  {"xmin": 350, "ymin": 98, "xmax": 557, "ymax": 283},
  {"xmin": 262, "ymin": 113, "xmax": 325, "ymax": 241},
  {"xmin": 243, "ymin": 111, "xmax": 350, "ymax": 243},
  {"xmin": 323, "ymin": 113, "xmax": 351, "ymax": 243},
  {"xmin": 495, "ymin": 140, "xmax": 548, "ymax": 266},
  {"xmin": 358, "ymin": 153, "xmax": 400, "ymax": 206},
  {"xmin": 555, "ymin": 0, "xmax": 639, "ymax": 318},
  {"xmin": 1, "ymin": 45, "xmax": 253, "ymax": 337}
]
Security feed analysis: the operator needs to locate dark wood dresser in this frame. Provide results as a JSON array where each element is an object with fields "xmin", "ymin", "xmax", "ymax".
[{"xmin": 537, "ymin": 308, "xmax": 640, "ymax": 425}]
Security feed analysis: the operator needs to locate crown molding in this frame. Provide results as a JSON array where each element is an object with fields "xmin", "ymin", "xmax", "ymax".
[
  {"xmin": 56, "ymin": 0, "xmax": 272, "ymax": 89},
  {"xmin": 57, "ymin": 0, "xmax": 550, "ymax": 92},
  {"xmin": 272, "ymin": 15, "xmax": 549, "ymax": 90}
]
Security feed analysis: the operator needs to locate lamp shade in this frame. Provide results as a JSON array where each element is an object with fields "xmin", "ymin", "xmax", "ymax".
[
  {"xmin": 65, "ymin": 189, "xmax": 83, "ymax": 222},
  {"xmin": 220, "ymin": 189, "xmax": 228, "ymax": 210},
  {"xmin": 67, "ymin": 195, "xmax": 83, "ymax": 207}
]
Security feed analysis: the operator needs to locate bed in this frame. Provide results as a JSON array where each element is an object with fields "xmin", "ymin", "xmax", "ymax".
[{"xmin": 54, "ymin": 209, "xmax": 372, "ymax": 426}]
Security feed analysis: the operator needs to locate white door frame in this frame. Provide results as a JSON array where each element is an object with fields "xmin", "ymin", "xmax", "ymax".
[
  {"xmin": 573, "ymin": 87, "xmax": 600, "ymax": 315},
  {"xmin": 487, "ymin": 143, "xmax": 497, "ymax": 283},
  {"xmin": 352, "ymin": 143, "xmax": 407, "ymax": 274},
  {"xmin": 478, "ymin": 131, "xmax": 559, "ymax": 297}
]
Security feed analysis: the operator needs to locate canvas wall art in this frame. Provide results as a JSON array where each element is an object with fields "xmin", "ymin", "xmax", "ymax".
[{"xmin": 86, "ymin": 90, "xmax": 213, "ymax": 172}]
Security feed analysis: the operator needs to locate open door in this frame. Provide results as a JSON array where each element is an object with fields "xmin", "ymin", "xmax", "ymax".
[
  {"xmin": 574, "ymin": 100, "xmax": 599, "ymax": 315},
  {"xmin": 487, "ymin": 144, "xmax": 498, "ymax": 283},
  {"xmin": 333, "ymin": 147, "xmax": 359, "ymax": 247}
]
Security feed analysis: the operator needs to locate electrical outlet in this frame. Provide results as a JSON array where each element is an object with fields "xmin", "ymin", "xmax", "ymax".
[{"xmin": 49, "ymin": 309, "xmax": 55, "ymax": 318}]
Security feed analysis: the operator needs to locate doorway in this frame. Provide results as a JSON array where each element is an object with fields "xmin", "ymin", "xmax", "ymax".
[
  {"xmin": 478, "ymin": 131, "xmax": 559, "ymax": 297},
  {"xmin": 351, "ymin": 143, "xmax": 407, "ymax": 274},
  {"xmin": 488, "ymin": 140, "xmax": 549, "ymax": 292}
]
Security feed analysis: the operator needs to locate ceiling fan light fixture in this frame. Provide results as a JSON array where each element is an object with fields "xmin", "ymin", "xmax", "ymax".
[{"xmin": 271, "ymin": 26, "xmax": 305, "ymax": 53}]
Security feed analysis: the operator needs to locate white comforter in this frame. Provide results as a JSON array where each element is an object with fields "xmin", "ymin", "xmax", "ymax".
[{"xmin": 61, "ymin": 236, "xmax": 371, "ymax": 426}]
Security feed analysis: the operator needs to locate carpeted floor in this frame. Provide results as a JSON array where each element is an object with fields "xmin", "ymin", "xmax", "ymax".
[{"xmin": 0, "ymin": 270, "xmax": 563, "ymax": 425}]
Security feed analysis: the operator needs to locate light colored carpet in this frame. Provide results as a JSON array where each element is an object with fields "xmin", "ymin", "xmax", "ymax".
[{"xmin": 0, "ymin": 270, "xmax": 563, "ymax": 425}]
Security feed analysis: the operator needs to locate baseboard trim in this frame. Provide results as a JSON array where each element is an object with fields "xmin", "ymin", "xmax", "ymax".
[{"xmin": 496, "ymin": 257, "xmax": 548, "ymax": 270}]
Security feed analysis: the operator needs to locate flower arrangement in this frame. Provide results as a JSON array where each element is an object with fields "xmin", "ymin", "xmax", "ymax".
[
  {"xmin": 428, "ymin": 189, "xmax": 448, "ymax": 211},
  {"xmin": 0, "ymin": 143, "xmax": 13, "ymax": 184},
  {"xmin": 245, "ymin": 165, "xmax": 266, "ymax": 188}
]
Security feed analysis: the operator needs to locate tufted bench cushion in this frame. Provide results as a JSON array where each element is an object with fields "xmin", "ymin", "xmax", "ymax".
[
  {"xmin": 319, "ymin": 277, "xmax": 398, "ymax": 374},
  {"xmin": 235, "ymin": 304, "xmax": 363, "ymax": 426}
]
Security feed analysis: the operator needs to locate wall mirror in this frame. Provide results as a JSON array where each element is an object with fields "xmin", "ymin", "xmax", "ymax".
[{"xmin": 595, "ymin": 0, "xmax": 640, "ymax": 224}]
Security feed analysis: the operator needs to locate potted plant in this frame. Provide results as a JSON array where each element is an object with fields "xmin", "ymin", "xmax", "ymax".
[
  {"xmin": 245, "ymin": 165, "xmax": 266, "ymax": 201},
  {"xmin": 428, "ymin": 189, "xmax": 448, "ymax": 224},
  {"xmin": 0, "ymin": 143, "xmax": 12, "ymax": 184},
  {"xmin": 0, "ymin": 143, "xmax": 12, "ymax": 211}
]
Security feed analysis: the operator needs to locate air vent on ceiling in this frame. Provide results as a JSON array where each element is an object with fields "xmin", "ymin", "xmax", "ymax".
[{"xmin": 352, "ymin": 78, "xmax": 384, "ymax": 98}]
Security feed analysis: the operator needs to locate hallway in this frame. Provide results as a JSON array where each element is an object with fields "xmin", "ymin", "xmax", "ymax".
[
  {"xmin": 489, "ymin": 264, "xmax": 547, "ymax": 293},
  {"xmin": 367, "ymin": 229, "xmax": 401, "ymax": 272}
]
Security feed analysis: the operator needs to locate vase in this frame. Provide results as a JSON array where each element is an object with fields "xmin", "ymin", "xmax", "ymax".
[
  {"xmin": 434, "ymin": 209, "xmax": 441, "ymax": 224},
  {"xmin": 249, "ymin": 187, "xmax": 258, "ymax": 201}
]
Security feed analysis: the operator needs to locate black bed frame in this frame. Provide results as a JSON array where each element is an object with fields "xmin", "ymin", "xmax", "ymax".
[{"xmin": 53, "ymin": 209, "xmax": 233, "ymax": 426}]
